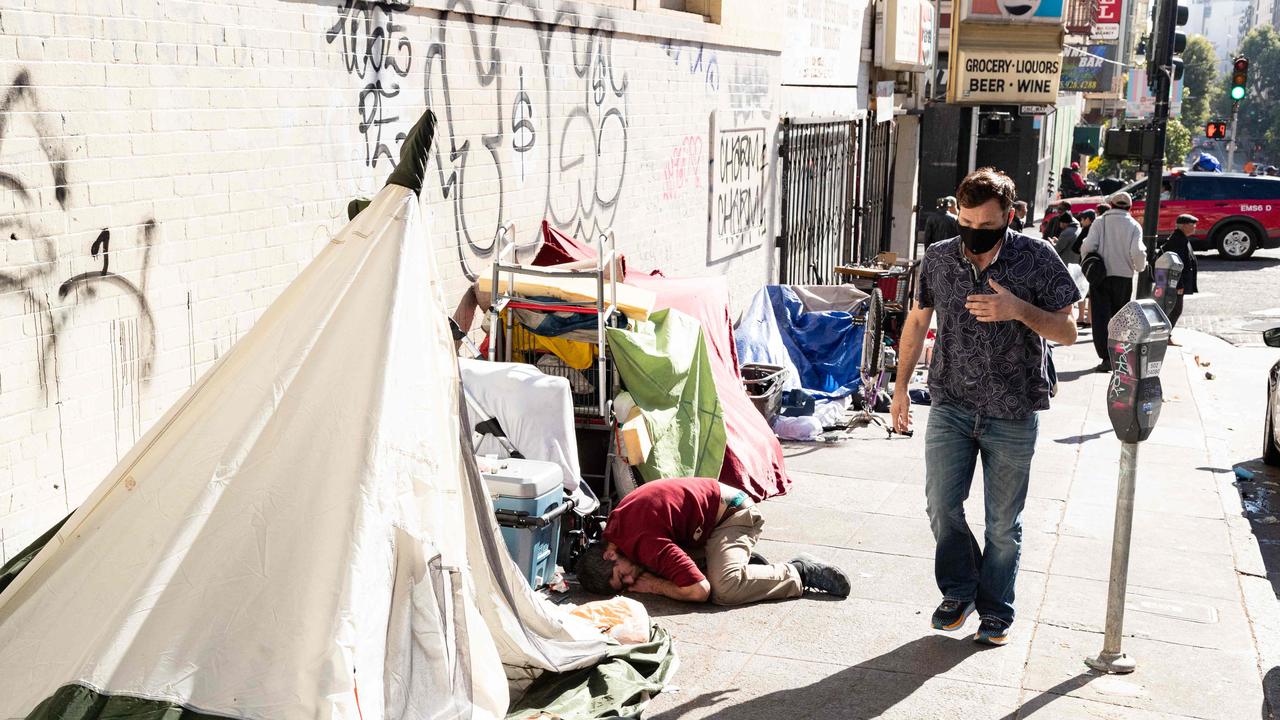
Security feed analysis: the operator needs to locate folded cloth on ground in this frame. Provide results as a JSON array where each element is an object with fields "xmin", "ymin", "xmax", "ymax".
[
  {"xmin": 505, "ymin": 625, "xmax": 676, "ymax": 720},
  {"xmin": 569, "ymin": 596, "xmax": 651, "ymax": 645},
  {"xmin": 606, "ymin": 308, "xmax": 727, "ymax": 483}
]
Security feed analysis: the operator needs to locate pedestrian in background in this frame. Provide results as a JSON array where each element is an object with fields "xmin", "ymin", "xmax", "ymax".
[
  {"xmin": 1081, "ymin": 191, "xmax": 1147, "ymax": 372},
  {"xmin": 1043, "ymin": 201, "xmax": 1071, "ymax": 241},
  {"xmin": 1011, "ymin": 201, "xmax": 1028, "ymax": 232},
  {"xmin": 891, "ymin": 168, "xmax": 1079, "ymax": 647},
  {"xmin": 1053, "ymin": 208, "xmax": 1080, "ymax": 265},
  {"xmin": 924, "ymin": 196, "xmax": 961, "ymax": 248},
  {"xmin": 1072, "ymin": 210, "xmax": 1097, "ymax": 325},
  {"xmin": 1158, "ymin": 213, "xmax": 1199, "ymax": 345}
]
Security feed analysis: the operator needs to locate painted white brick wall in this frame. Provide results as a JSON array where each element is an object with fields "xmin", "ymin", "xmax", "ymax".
[{"xmin": 0, "ymin": 0, "xmax": 782, "ymax": 560}]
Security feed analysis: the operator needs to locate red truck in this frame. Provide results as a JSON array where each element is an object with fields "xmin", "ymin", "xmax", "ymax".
[{"xmin": 1044, "ymin": 170, "xmax": 1280, "ymax": 260}]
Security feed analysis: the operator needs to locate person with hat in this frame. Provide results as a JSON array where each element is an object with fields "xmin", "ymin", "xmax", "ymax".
[
  {"xmin": 1158, "ymin": 214, "xmax": 1200, "ymax": 344},
  {"xmin": 1080, "ymin": 191, "xmax": 1147, "ymax": 372},
  {"xmin": 1061, "ymin": 162, "xmax": 1088, "ymax": 197}
]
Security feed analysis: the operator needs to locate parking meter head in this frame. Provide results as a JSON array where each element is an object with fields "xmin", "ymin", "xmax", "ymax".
[
  {"xmin": 1106, "ymin": 300, "xmax": 1171, "ymax": 443},
  {"xmin": 1152, "ymin": 252, "xmax": 1184, "ymax": 317}
]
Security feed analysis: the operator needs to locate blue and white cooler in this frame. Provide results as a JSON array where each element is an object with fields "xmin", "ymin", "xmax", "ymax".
[{"xmin": 480, "ymin": 457, "xmax": 572, "ymax": 589}]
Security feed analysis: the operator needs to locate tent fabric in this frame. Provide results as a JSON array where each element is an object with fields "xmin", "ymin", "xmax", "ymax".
[
  {"xmin": 0, "ymin": 180, "xmax": 608, "ymax": 720},
  {"xmin": 606, "ymin": 309, "xmax": 727, "ymax": 483},
  {"xmin": 505, "ymin": 626, "xmax": 677, "ymax": 720},
  {"xmin": 460, "ymin": 358, "xmax": 599, "ymax": 514},
  {"xmin": 0, "ymin": 514, "xmax": 68, "ymax": 597},
  {"xmin": 737, "ymin": 285, "xmax": 866, "ymax": 401},
  {"xmin": 625, "ymin": 274, "xmax": 791, "ymax": 501}
]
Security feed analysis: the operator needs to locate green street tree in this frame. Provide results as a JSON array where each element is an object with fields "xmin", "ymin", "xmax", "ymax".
[
  {"xmin": 1214, "ymin": 25, "xmax": 1280, "ymax": 160},
  {"xmin": 1166, "ymin": 117, "xmax": 1192, "ymax": 166},
  {"xmin": 1179, "ymin": 35, "xmax": 1220, "ymax": 130}
]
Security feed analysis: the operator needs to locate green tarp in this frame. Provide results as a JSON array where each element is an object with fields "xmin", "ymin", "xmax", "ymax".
[
  {"xmin": 0, "ymin": 513, "xmax": 68, "ymax": 596},
  {"xmin": 606, "ymin": 309, "xmax": 726, "ymax": 482},
  {"xmin": 506, "ymin": 626, "xmax": 676, "ymax": 720}
]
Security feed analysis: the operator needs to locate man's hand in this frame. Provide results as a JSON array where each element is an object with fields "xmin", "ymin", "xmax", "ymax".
[
  {"xmin": 890, "ymin": 390, "xmax": 912, "ymax": 434},
  {"xmin": 629, "ymin": 572, "xmax": 661, "ymax": 595},
  {"xmin": 965, "ymin": 278, "xmax": 1027, "ymax": 323}
]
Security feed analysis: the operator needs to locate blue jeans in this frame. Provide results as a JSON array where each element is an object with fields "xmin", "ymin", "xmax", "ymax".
[{"xmin": 924, "ymin": 403, "xmax": 1038, "ymax": 627}]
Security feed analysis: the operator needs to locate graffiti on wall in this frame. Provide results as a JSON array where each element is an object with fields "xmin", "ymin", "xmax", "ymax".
[
  {"xmin": 660, "ymin": 38, "xmax": 720, "ymax": 94},
  {"xmin": 661, "ymin": 135, "xmax": 705, "ymax": 202},
  {"xmin": 420, "ymin": 1, "xmax": 630, "ymax": 280},
  {"xmin": 729, "ymin": 60, "xmax": 771, "ymax": 124},
  {"xmin": 708, "ymin": 124, "xmax": 768, "ymax": 263},
  {"xmin": 0, "ymin": 70, "xmax": 157, "ymax": 437},
  {"xmin": 326, "ymin": 0, "xmax": 414, "ymax": 168}
]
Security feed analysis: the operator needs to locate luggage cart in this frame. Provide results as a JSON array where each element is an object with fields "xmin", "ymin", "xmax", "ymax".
[{"xmin": 485, "ymin": 230, "xmax": 629, "ymax": 513}]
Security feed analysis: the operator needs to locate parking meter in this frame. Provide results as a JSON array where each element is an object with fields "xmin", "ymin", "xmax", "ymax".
[
  {"xmin": 1087, "ymin": 298, "xmax": 1171, "ymax": 675},
  {"xmin": 1151, "ymin": 252, "xmax": 1184, "ymax": 318},
  {"xmin": 1106, "ymin": 299, "xmax": 1171, "ymax": 443}
]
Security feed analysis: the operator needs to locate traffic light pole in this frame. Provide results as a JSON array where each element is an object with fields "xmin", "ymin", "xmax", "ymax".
[
  {"xmin": 1226, "ymin": 103, "xmax": 1240, "ymax": 171},
  {"xmin": 1137, "ymin": 0, "xmax": 1176, "ymax": 299}
]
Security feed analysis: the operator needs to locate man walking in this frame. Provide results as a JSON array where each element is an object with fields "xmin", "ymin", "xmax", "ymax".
[
  {"xmin": 1158, "ymin": 213, "xmax": 1199, "ymax": 344},
  {"xmin": 891, "ymin": 168, "xmax": 1079, "ymax": 645},
  {"xmin": 1011, "ymin": 201, "xmax": 1028, "ymax": 232},
  {"xmin": 1080, "ymin": 191, "xmax": 1147, "ymax": 372}
]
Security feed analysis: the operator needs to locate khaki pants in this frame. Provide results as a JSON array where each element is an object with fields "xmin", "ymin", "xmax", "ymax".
[{"xmin": 705, "ymin": 505, "xmax": 803, "ymax": 606}]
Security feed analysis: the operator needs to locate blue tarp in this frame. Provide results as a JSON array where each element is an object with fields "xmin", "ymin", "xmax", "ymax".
[{"xmin": 736, "ymin": 285, "xmax": 864, "ymax": 400}]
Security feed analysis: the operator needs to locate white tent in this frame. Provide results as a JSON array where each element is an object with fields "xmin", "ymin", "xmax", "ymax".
[{"xmin": 0, "ymin": 111, "xmax": 606, "ymax": 720}]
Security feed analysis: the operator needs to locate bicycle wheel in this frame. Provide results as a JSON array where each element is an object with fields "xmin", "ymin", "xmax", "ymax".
[{"xmin": 861, "ymin": 288, "xmax": 885, "ymax": 378}]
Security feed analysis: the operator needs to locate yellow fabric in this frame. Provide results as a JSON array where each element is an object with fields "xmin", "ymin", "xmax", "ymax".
[{"xmin": 533, "ymin": 334, "xmax": 597, "ymax": 370}]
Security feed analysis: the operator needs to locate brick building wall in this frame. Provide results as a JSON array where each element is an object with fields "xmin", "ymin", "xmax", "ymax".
[{"xmin": 0, "ymin": 0, "xmax": 783, "ymax": 560}]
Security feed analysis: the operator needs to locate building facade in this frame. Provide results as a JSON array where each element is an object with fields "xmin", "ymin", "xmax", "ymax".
[{"xmin": 0, "ymin": 0, "xmax": 925, "ymax": 559}]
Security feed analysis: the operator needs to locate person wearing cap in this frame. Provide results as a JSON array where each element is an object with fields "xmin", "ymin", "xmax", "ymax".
[
  {"xmin": 1080, "ymin": 191, "xmax": 1147, "ymax": 372},
  {"xmin": 924, "ymin": 196, "xmax": 961, "ymax": 248},
  {"xmin": 1158, "ymin": 214, "xmax": 1200, "ymax": 344}
]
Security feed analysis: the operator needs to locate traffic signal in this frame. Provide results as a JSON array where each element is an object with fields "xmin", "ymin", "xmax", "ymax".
[
  {"xmin": 1205, "ymin": 121, "xmax": 1227, "ymax": 140},
  {"xmin": 1230, "ymin": 57, "xmax": 1249, "ymax": 101},
  {"xmin": 1149, "ymin": 2, "xmax": 1190, "ymax": 90}
]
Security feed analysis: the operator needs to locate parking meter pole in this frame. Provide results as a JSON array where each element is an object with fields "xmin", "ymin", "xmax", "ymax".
[
  {"xmin": 1087, "ymin": 441, "xmax": 1140, "ymax": 674},
  {"xmin": 1085, "ymin": 299, "xmax": 1170, "ymax": 675}
]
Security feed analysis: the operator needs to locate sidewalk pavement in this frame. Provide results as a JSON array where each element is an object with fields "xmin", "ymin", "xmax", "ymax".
[{"xmin": 641, "ymin": 330, "xmax": 1280, "ymax": 720}]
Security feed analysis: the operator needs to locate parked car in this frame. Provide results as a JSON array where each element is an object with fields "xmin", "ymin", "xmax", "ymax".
[
  {"xmin": 1047, "ymin": 170, "xmax": 1280, "ymax": 260},
  {"xmin": 1267, "ymin": 327, "xmax": 1280, "ymax": 466}
]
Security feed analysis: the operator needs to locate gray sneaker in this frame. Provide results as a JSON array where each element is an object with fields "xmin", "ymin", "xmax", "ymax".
[{"xmin": 789, "ymin": 554, "xmax": 851, "ymax": 597}]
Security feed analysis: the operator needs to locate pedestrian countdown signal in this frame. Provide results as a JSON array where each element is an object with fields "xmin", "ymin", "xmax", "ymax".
[
  {"xmin": 1205, "ymin": 121, "xmax": 1227, "ymax": 140},
  {"xmin": 1230, "ymin": 57, "xmax": 1249, "ymax": 102}
]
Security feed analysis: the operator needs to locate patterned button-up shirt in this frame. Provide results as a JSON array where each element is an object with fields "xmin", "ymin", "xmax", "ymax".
[{"xmin": 916, "ymin": 230, "xmax": 1081, "ymax": 419}]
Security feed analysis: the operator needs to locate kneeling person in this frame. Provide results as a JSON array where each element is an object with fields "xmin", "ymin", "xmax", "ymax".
[{"xmin": 576, "ymin": 477, "xmax": 849, "ymax": 605}]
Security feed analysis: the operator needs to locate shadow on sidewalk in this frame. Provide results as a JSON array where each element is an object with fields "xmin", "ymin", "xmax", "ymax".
[
  {"xmin": 648, "ymin": 635, "xmax": 988, "ymax": 719},
  {"xmin": 994, "ymin": 672, "xmax": 1097, "ymax": 719}
]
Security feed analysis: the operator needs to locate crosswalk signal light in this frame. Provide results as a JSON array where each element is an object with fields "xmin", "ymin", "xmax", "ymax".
[
  {"xmin": 1230, "ymin": 57, "xmax": 1249, "ymax": 101},
  {"xmin": 1205, "ymin": 121, "xmax": 1227, "ymax": 140}
]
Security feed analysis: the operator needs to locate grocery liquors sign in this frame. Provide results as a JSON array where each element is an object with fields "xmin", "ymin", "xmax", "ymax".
[{"xmin": 951, "ymin": 49, "xmax": 1062, "ymax": 103}]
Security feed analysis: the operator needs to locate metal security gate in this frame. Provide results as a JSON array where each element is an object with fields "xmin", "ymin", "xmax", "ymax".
[
  {"xmin": 777, "ymin": 117, "xmax": 859, "ymax": 285},
  {"xmin": 858, "ymin": 117, "xmax": 897, "ymax": 263}
]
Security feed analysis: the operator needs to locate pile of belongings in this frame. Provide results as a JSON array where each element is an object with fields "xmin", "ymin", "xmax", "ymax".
[
  {"xmin": 0, "ymin": 111, "xmax": 675, "ymax": 720},
  {"xmin": 735, "ymin": 285, "xmax": 870, "ymax": 441},
  {"xmin": 478, "ymin": 228, "xmax": 793, "ymax": 502}
]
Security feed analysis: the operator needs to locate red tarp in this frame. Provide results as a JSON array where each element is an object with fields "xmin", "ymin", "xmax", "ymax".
[
  {"xmin": 625, "ymin": 272, "xmax": 791, "ymax": 501},
  {"xmin": 531, "ymin": 227, "xmax": 790, "ymax": 500}
]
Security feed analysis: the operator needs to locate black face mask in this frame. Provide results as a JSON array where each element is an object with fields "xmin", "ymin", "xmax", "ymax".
[{"xmin": 958, "ymin": 224, "xmax": 1006, "ymax": 254}]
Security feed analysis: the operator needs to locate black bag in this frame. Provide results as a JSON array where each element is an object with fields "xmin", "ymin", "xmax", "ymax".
[{"xmin": 1081, "ymin": 251, "xmax": 1107, "ymax": 286}]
